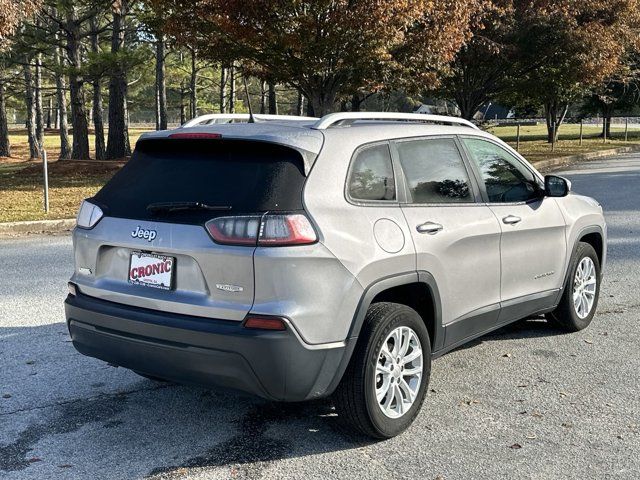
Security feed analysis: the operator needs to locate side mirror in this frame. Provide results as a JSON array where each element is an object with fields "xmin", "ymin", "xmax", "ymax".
[{"xmin": 544, "ymin": 175, "xmax": 571, "ymax": 197}]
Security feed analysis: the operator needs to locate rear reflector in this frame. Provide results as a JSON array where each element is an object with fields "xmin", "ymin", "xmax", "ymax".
[
  {"xmin": 205, "ymin": 213, "xmax": 317, "ymax": 246},
  {"xmin": 168, "ymin": 132, "xmax": 222, "ymax": 139},
  {"xmin": 244, "ymin": 315, "xmax": 287, "ymax": 331}
]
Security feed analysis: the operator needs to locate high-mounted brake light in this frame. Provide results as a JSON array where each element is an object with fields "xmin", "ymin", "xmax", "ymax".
[
  {"xmin": 205, "ymin": 213, "xmax": 317, "ymax": 247},
  {"xmin": 168, "ymin": 132, "xmax": 222, "ymax": 139},
  {"xmin": 244, "ymin": 315, "xmax": 287, "ymax": 331}
]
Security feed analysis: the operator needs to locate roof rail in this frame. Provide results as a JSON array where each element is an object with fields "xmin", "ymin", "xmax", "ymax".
[
  {"xmin": 311, "ymin": 112, "xmax": 479, "ymax": 130},
  {"xmin": 182, "ymin": 113, "xmax": 318, "ymax": 128}
]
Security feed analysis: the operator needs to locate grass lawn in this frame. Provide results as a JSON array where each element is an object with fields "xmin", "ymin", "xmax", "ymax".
[
  {"xmin": 488, "ymin": 122, "xmax": 640, "ymax": 162},
  {"xmin": 1, "ymin": 122, "xmax": 639, "ymax": 223},
  {"xmin": 0, "ymin": 129, "xmax": 148, "ymax": 223}
]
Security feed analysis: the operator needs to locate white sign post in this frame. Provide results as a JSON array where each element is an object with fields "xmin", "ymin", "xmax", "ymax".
[{"xmin": 43, "ymin": 150, "xmax": 49, "ymax": 213}]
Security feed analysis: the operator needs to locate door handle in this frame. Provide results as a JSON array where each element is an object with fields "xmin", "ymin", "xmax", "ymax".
[
  {"xmin": 502, "ymin": 215, "xmax": 522, "ymax": 225},
  {"xmin": 416, "ymin": 221, "xmax": 444, "ymax": 234}
]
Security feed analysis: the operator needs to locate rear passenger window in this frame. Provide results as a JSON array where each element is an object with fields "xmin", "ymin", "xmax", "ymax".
[
  {"xmin": 396, "ymin": 138, "xmax": 473, "ymax": 203},
  {"xmin": 348, "ymin": 144, "xmax": 396, "ymax": 201}
]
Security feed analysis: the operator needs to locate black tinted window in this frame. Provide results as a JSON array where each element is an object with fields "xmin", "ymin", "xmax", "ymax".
[
  {"xmin": 462, "ymin": 138, "xmax": 539, "ymax": 203},
  {"xmin": 348, "ymin": 144, "xmax": 395, "ymax": 201},
  {"xmin": 396, "ymin": 138, "xmax": 472, "ymax": 203},
  {"xmin": 93, "ymin": 139, "xmax": 306, "ymax": 224}
]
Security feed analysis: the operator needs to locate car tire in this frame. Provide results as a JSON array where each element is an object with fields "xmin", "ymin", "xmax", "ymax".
[
  {"xmin": 333, "ymin": 302, "xmax": 431, "ymax": 439},
  {"xmin": 547, "ymin": 242, "xmax": 601, "ymax": 332}
]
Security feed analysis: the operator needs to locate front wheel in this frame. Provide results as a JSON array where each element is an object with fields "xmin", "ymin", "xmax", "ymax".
[
  {"xmin": 547, "ymin": 242, "xmax": 601, "ymax": 331},
  {"xmin": 333, "ymin": 302, "xmax": 431, "ymax": 439}
]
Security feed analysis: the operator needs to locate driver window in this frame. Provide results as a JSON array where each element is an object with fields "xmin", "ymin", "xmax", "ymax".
[{"xmin": 462, "ymin": 138, "xmax": 539, "ymax": 203}]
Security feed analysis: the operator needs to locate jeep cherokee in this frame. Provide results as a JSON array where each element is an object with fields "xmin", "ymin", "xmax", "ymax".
[{"xmin": 65, "ymin": 112, "xmax": 606, "ymax": 438}]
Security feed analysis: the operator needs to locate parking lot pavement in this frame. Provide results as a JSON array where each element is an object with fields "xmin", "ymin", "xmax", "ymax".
[{"xmin": 1, "ymin": 155, "xmax": 639, "ymax": 480}]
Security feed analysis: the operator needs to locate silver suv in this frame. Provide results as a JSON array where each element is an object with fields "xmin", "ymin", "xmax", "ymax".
[{"xmin": 65, "ymin": 112, "xmax": 606, "ymax": 438}]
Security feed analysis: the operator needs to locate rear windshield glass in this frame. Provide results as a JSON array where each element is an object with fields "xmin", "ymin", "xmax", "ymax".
[{"xmin": 92, "ymin": 139, "xmax": 307, "ymax": 224}]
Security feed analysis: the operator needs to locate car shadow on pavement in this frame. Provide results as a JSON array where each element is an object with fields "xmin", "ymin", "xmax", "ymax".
[
  {"xmin": 0, "ymin": 322, "xmax": 374, "ymax": 478},
  {"xmin": 450, "ymin": 316, "xmax": 565, "ymax": 353}
]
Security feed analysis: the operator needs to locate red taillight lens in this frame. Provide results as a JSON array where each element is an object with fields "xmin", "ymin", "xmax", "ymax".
[
  {"xmin": 168, "ymin": 132, "xmax": 222, "ymax": 139},
  {"xmin": 205, "ymin": 215, "xmax": 261, "ymax": 245},
  {"xmin": 206, "ymin": 214, "xmax": 317, "ymax": 247},
  {"xmin": 259, "ymin": 214, "xmax": 317, "ymax": 246},
  {"xmin": 244, "ymin": 315, "xmax": 287, "ymax": 331}
]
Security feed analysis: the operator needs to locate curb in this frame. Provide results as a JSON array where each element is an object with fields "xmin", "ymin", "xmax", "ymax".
[
  {"xmin": 533, "ymin": 144, "xmax": 640, "ymax": 172},
  {"xmin": 0, "ymin": 218, "xmax": 75, "ymax": 237}
]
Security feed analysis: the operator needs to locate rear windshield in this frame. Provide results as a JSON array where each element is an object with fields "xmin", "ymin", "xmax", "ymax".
[{"xmin": 92, "ymin": 139, "xmax": 307, "ymax": 224}]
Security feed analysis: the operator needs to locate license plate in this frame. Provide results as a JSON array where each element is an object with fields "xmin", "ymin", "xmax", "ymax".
[{"xmin": 128, "ymin": 251, "xmax": 174, "ymax": 290}]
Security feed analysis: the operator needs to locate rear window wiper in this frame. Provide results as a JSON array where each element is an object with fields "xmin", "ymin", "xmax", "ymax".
[{"xmin": 146, "ymin": 202, "xmax": 232, "ymax": 214}]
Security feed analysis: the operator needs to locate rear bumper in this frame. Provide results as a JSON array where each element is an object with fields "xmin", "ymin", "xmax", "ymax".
[{"xmin": 64, "ymin": 292, "xmax": 347, "ymax": 401}]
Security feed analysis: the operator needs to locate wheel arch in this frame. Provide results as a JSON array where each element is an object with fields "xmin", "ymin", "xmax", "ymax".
[
  {"xmin": 579, "ymin": 229, "xmax": 604, "ymax": 267},
  {"xmin": 324, "ymin": 271, "xmax": 443, "ymax": 396},
  {"xmin": 556, "ymin": 225, "xmax": 606, "ymax": 305}
]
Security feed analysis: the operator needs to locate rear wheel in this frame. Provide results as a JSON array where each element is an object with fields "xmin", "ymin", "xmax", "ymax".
[
  {"xmin": 547, "ymin": 242, "xmax": 601, "ymax": 331},
  {"xmin": 333, "ymin": 302, "xmax": 431, "ymax": 439}
]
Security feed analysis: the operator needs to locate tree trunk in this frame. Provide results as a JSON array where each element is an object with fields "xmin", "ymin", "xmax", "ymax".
[
  {"xmin": 46, "ymin": 97, "xmax": 52, "ymax": 129},
  {"xmin": 305, "ymin": 96, "xmax": 314, "ymax": 117},
  {"xmin": 228, "ymin": 64, "xmax": 235, "ymax": 113},
  {"xmin": 189, "ymin": 47, "xmax": 197, "ymax": 119},
  {"xmin": 308, "ymin": 89, "xmax": 337, "ymax": 117},
  {"xmin": 35, "ymin": 53, "xmax": 44, "ymax": 153},
  {"xmin": 65, "ymin": 8, "xmax": 90, "ymax": 160},
  {"xmin": 544, "ymin": 100, "xmax": 568, "ymax": 143},
  {"xmin": 24, "ymin": 61, "xmax": 42, "ymax": 159},
  {"xmin": 0, "ymin": 82, "xmax": 10, "ymax": 157},
  {"xmin": 54, "ymin": 41, "xmax": 71, "ymax": 160},
  {"xmin": 599, "ymin": 103, "xmax": 613, "ymax": 138},
  {"xmin": 268, "ymin": 83, "xmax": 277, "ymax": 114},
  {"xmin": 351, "ymin": 93, "xmax": 362, "ymax": 112},
  {"xmin": 90, "ymin": 17, "xmax": 105, "ymax": 160},
  {"xmin": 155, "ymin": 34, "xmax": 167, "ymax": 130},
  {"xmin": 180, "ymin": 81, "xmax": 186, "ymax": 124},
  {"xmin": 260, "ymin": 80, "xmax": 267, "ymax": 114},
  {"xmin": 219, "ymin": 65, "xmax": 227, "ymax": 113},
  {"xmin": 106, "ymin": 0, "xmax": 131, "ymax": 160},
  {"xmin": 296, "ymin": 90, "xmax": 304, "ymax": 116}
]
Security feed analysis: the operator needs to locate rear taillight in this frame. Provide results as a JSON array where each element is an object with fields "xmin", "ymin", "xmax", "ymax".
[
  {"xmin": 205, "ymin": 215, "xmax": 261, "ymax": 245},
  {"xmin": 205, "ymin": 213, "xmax": 317, "ymax": 247}
]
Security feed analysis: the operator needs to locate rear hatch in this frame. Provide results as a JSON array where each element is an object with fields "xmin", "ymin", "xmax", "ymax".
[{"xmin": 72, "ymin": 137, "xmax": 310, "ymax": 321}]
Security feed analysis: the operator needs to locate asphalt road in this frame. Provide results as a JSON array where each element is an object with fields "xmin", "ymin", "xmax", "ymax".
[{"xmin": 1, "ymin": 155, "xmax": 639, "ymax": 480}]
